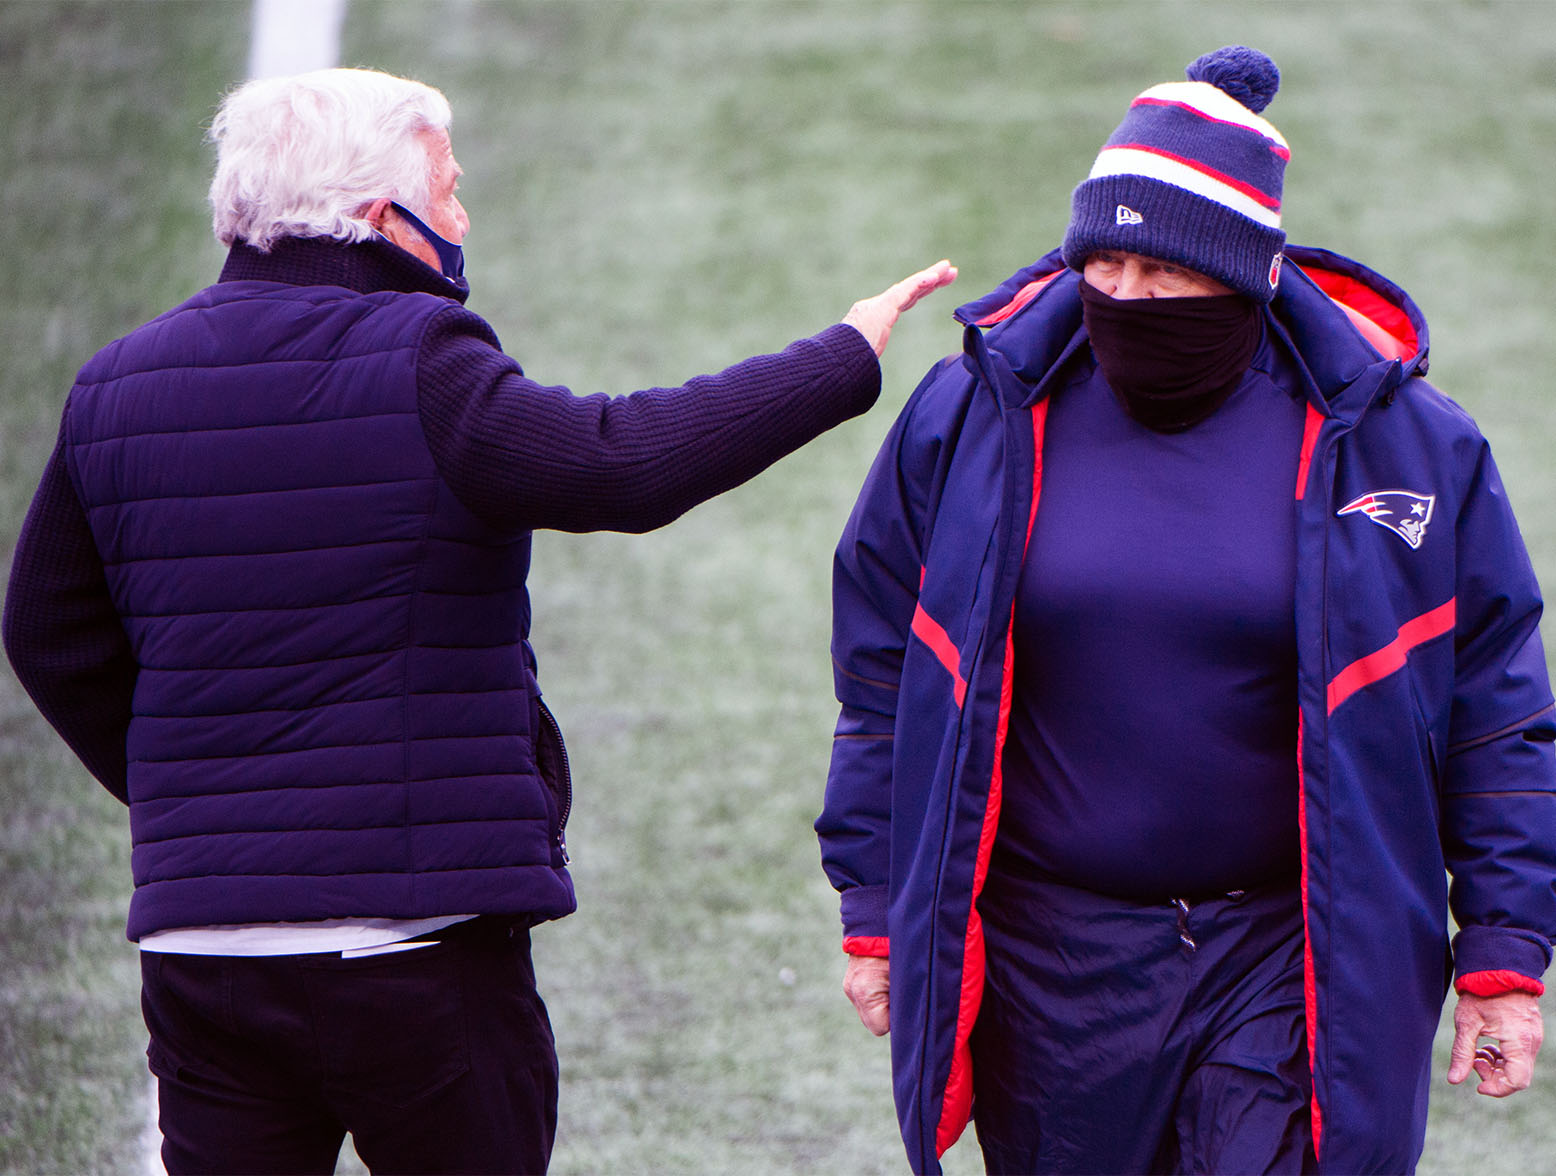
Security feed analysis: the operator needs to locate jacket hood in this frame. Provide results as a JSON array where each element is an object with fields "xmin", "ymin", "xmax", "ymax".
[{"xmin": 953, "ymin": 245, "xmax": 1430, "ymax": 423}]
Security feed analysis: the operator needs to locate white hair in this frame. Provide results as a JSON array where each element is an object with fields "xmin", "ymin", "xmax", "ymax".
[{"xmin": 207, "ymin": 67, "xmax": 452, "ymax": 251}]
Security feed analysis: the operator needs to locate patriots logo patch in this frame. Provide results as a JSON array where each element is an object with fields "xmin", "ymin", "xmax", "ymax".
[{"xmin": 1337, "ymin": 490, "xmax": 1435, "ymax": 550}]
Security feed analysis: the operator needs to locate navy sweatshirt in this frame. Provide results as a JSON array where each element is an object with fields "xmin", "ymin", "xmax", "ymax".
[{"xmin": 993, "ymin": 331, "xmax": 1308, "ymax": 900}]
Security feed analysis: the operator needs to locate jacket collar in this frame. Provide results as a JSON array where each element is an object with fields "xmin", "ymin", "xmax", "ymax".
[
  {"xmin": 954, "ymin": 252, "xmax": 1086, "ymax": 410},
  {"xmin": 219, "ymin": 235, "xmax": 471, "ymax": 305},
  {"xmin": 1269, "ymin": 246, "xmax": 1429, "ymax": 424}
]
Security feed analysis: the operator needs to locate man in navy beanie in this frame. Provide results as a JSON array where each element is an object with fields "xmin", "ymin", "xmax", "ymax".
[
  {"xmin": 819, "ymin": 46, "xmax": 1556, "ymax": 1174},
  {"xmin": 2, "ymin": 66, "xmax": 954, "ymax": 1175}
]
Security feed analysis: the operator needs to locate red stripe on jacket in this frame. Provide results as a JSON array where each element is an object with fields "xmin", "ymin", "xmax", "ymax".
[
  {"xmin": 1326, "ymin": 600, "xmax": 1457, "ymax": 714},
  {"xmin": 1295, "ymin": 403, "xmax": 1323, "ymax": 501},
  {"xmin": 1289, "ymin": 403, "xmax": 1331, "ymax": 1156},
  {"xmin": 934, "ymin": 399, "xmax": 1050, "ymax": 1157},
  {"xmin": 911, "ymin": 601, "xmax": 968, "ymax": 709},
  {"xmin": 1297, "ymin": 712, "xmax": 1323, "ymax": 1160}
]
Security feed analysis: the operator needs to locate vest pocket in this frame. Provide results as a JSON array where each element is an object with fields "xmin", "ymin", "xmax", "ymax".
[{"xmin": 535, "ymin": 699, "xmax": 572, "ymax": 866}]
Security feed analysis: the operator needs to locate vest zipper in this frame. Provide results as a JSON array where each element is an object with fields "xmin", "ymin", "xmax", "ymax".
[{"xmin": 537, "ymin": 699, "xmax": 572, "ymax": 865}]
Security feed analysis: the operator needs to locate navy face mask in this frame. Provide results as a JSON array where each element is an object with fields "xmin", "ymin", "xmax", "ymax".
[{"xmin": 389, "ymin": 201, "xmax": 467, "ymax": 292}]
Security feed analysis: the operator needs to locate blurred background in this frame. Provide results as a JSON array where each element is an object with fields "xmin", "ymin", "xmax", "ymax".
[{"xmin": 3, "ymin": 2, "xmax": 1555, "ymax": 1172}]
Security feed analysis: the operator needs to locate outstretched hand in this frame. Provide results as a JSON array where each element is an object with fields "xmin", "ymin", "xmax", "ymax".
[
  {"xmin": 843, "ymin": 260, "xmax": 958, "ymax": 357},
  {"xmin": 1448, "ymin": 991, "xmax": 1544, "ymax": 1097}
]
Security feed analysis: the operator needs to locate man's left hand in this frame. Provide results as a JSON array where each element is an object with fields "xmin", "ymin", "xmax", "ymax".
[{"xmin": 1447, "ymin": 991, "xmax": 1544, "ymax": 1096}]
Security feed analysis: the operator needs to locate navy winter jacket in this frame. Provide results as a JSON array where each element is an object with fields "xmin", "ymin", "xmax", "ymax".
[
  {"xmin": 5, "ymin": 235, "xmax": 880, "ymax": 942},
  {"xmin": 817, "ymin": 247, "xmax": 1556, "ymax": 1173}
]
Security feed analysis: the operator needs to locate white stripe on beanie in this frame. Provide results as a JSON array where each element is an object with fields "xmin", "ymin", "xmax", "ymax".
[{"xmin": 1088, "ymin": 147, "xmax": 1283, "ymax": 229}]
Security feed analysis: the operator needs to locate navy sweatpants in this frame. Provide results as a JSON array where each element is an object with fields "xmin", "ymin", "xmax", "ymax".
[
  {"xmin": 141, "ymin": 919, "xmax": 557, "ymax": 1175},
  {"xmin": 969, "ymin": 873, "xmax": 1313, "ymax": 1175}
]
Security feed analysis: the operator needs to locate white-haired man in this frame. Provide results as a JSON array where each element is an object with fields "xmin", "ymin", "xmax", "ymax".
[{"xmin": 3, "ymin": 67, "xmax": 954, "ymax": 1174}]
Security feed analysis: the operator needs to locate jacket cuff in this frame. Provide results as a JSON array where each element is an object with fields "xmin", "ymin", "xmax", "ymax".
[
  {"xmin": 839, "ymin": 883, "xmax": 889, "ymax": 943},
  {"xmin": 844, "ymin": 936, "xmax": 890, "ymax": 958},
  {"xmin": 1456, "ymin": 969, "xmax": 1546, "ymax": 998},
  {"xmin": 1452, "ymin": 923, "xmax": 1553, "ymax": 986}
]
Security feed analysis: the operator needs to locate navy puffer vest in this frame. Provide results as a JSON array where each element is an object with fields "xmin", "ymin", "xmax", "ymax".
[{"xmin": 64, "ymin": 258, "xmax": 574, "ymax": 939}]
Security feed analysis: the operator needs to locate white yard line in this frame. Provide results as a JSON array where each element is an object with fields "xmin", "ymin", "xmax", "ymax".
[
  {"xmin": 143, "ymin": 8, "xmax": 350, "ymax": 1169},
  {"xmin": 249, "ymin": 0, "xmax": 348, "ymax": 79},
  {"xmin": 142, "ymin": 1075, "xmax": 164, "ymax": 1176}
]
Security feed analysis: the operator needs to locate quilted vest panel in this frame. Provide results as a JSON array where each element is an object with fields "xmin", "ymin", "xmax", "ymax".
[{"xmin": 65, "ymin": 280, "xmax": 575, "ymax": 938}]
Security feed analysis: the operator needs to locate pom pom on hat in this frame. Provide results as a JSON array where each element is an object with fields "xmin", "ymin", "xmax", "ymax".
[
  {"xmin": 1060, "ymin": 46, "xmax": 1290, "ymax": 303},
  {"xmin": 1184, "ymin": 45, "xmax": 1280, "ymax": 113}
]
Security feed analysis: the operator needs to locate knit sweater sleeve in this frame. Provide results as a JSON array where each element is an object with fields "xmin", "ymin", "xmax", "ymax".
[
  {"xmin": 416, "ymin": 306, "xmax": 881, "ymax": 533},
  {"xmin": 2, "ymin": 433, "xmax": 135, "ymax": 801}
]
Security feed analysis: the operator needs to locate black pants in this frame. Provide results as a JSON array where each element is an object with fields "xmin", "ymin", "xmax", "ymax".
[{"xmin": 141, "ymin": 919, "xmax": 557, "ymax": 1176}]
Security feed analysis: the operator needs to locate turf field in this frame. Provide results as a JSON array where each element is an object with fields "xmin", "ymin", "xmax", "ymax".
[{"xmin": 3, "ymin": 2, "xmax": 1556, "ymax": 1172}]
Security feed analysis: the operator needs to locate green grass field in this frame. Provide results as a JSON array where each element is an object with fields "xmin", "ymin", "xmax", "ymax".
[{"xmin": 4, "ymin": 1, "xmax": 1556, "ymax": 1172}]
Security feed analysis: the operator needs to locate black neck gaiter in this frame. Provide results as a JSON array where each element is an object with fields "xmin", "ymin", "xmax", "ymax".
[{"xmin": 1079, "ymin": 278, "xmax": 1262, "ymax": 432}]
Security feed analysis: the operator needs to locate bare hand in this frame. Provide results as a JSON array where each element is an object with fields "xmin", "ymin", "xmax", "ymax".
[
  {"xmin": 843, "ymin": 954, "xmax": 891, "ymax": 1035},
  {"xmin": 1448, "ymin": 991, "xmax": 1544, "ymax": 1096},
  {"xmin": 843, "ymin": 260, "xmax": 958, "ymax": 357}
]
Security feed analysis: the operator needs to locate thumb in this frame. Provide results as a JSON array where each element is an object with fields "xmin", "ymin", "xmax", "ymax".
[
  {"xmin": 855, "ymin": 986, "xmax": 890, "ymax": 1036},
  {"xmin": 1447, "ymin": 1016, "xmax": 1482, "ymax": 1084}
]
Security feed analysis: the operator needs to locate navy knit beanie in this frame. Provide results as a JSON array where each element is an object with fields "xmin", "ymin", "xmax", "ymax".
[{"xmin": 1061, "ymin": 46, "xmax": 1289, "ymax": 302}]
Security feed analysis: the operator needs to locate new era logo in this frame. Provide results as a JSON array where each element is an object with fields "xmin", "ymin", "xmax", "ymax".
[{"xmin": 1115, "ymin": 204, "xmax": 1144, "ymax": 226}]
